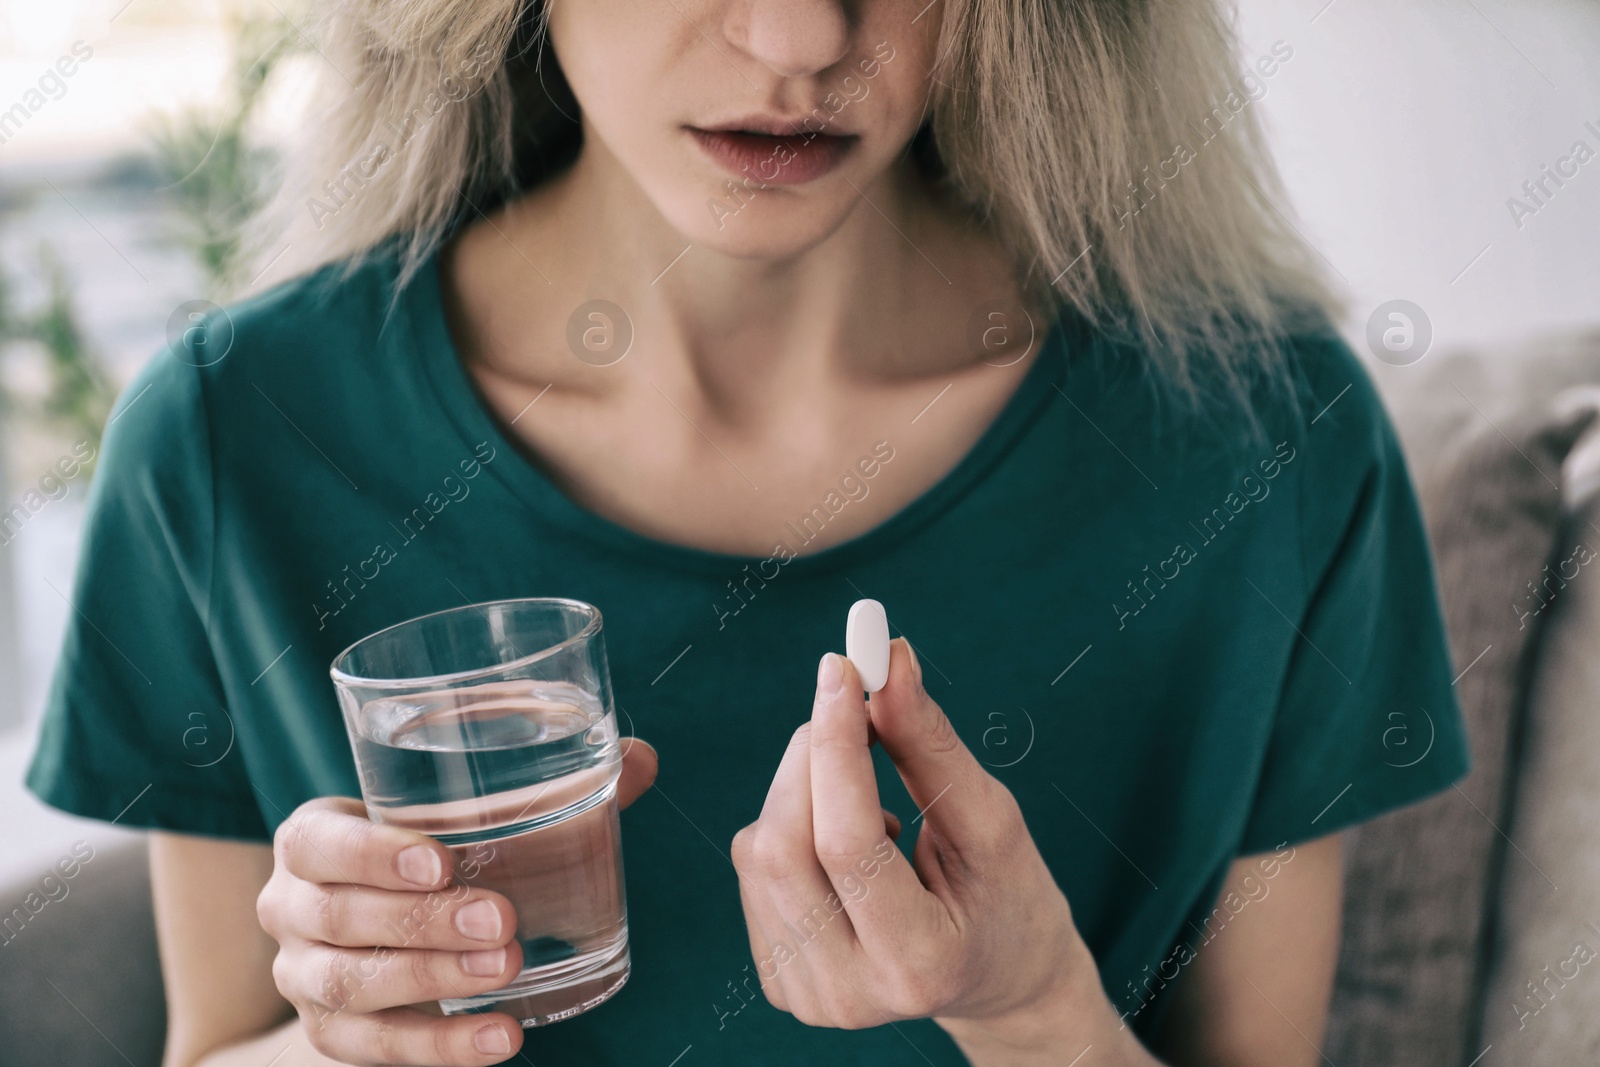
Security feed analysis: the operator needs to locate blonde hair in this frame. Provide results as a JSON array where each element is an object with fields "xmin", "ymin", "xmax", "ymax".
[{"xmin": 241, "ymin": 0, "xmax": 1338, "ymax": 414}]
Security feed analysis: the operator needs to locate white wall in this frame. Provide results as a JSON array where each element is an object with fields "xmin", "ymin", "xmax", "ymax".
[{"xmin": 1237, "ymin": 0, "xmax": 1600, "ymax": 355}]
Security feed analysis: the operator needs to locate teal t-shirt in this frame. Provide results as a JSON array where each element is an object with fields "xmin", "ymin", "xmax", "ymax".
[{"xmin": 28, "ymin": 240, "xmax": 1469, "ymax": 1062}]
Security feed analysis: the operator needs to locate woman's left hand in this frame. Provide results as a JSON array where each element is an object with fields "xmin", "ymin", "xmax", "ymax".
[{"xmin": 730, "ymin": 638, "xmax": 1122, "ymax": 1058}]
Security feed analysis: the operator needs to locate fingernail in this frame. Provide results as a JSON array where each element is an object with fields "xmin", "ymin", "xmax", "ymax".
[
  {"xmin": 905, "ymin": 641, "xmax": 923, "ymax": 689},
  {"xmin": 474, "ymin": 1023, "xmax": 512, "ymax": 1055},
  {"xmin": 397, "ymin": 845, "xmax": 442, "ymax": 887},
  {"xmin": 454, "ymin": 899, "xmax": 502, "ymax": 941},
  {"xmin": 818, "ymin": 652, "xmax": 844, "ymax": 695},
  {"xmin": 461, "ymin": 946, "xmax": 509, "ymax": 977}
]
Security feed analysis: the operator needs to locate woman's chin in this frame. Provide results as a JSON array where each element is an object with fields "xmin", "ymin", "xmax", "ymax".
[{"xmin": 652, "ymin": 188, "xmax": 860, "ymax": 263}]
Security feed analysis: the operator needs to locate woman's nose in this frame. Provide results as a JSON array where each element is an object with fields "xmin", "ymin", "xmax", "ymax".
[{"xmin": 724, "ymin": 0, "xmax": 851, "ymax": 78}]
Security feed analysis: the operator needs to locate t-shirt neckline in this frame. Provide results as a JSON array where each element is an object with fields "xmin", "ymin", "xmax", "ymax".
[{"xmin": 403, "ymin": 241, "xmax": 1070, "ymax": 577}]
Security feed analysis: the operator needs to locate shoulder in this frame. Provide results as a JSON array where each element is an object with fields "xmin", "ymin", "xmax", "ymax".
[
  {"xmin": 93, "ymin": 243, "xmax": 414, "ymax": 534},
  {"xmin": 1167, "ymin": 321, "xmax": 1401, "ymax": 491},
  {"xmin": 123, "ymin": 243, "xmax": 407, "ymax": 401},
  {"xmin": 1267, "ymin": 325, "xmax": 1405, "ymax": 496},
  {"xmin": 104, "ymin": 243, "xmax": 413, "ymax": 465},
  {"xmin": 197, "ymin": 242, "xmax": 413, "ymax": 393},
  {"xmin": 1121, "ymin": 320, "xmax": 1414, "ymax": 594},
  {"xmin": 1274, "ymin": 326, "xmax": 1391, "ymax": 453},
  {"xmin": 1262, "ymin": 327, "xmax": 1420, "ymax": 591},
  {"xmin": 1066, "ymin": 308, "xmax": 1391, "ymax": 461},
  {"xmin": 1091, "ymin": 317, "xmax": 1401, "ymax": 489}
]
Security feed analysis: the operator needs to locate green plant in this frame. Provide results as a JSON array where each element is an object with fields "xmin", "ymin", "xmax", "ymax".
[
  {"xmin": 0, "ymin": 254, "xmax": 18, "ymax": 413},
  {"xmin": 0, "ymin": 5, "xmax": 306, "ymax": 452},
  {"xmin": 31, "ymin": 243, "xmax": 116, "ymax": 450},
  {"xmin": 145, "ymin": 9, "xmax": 302, "ymax": 296},
  {"xmin": 0, "ymin": 241, "xmax": 116, "ymax": 453}
]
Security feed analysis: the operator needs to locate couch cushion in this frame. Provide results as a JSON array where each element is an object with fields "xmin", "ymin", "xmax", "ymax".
[
  {"xmin": 0, "ymin": 838, "xmax": 165, "ymax": 1066},
  {"xmin": 1478, "ymin": 393, "xmax": 1600, "ymax": 1062},
  {"xmin": 1328, "ymin": 345, "xmax": 1600, "ymax": 1067}
]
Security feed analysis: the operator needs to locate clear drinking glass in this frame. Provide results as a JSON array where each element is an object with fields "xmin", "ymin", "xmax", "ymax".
[{"xmin": 330, "ymin": 597, "xmax": 630, "ymax": 1026}]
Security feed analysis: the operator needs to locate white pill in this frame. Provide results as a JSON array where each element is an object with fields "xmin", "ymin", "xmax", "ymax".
[{"xmin": 845, "ymin": 599, "xmax": 891, "ymax": 693}]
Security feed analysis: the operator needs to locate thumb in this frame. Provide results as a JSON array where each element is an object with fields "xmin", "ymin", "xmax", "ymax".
[
  {"xmin": 617, "ymin": 737, "xmax": 659, "ymax": 810},
  {"xmin": 867, "ymin": 639, "xmax": 992, "ymax": 840}
]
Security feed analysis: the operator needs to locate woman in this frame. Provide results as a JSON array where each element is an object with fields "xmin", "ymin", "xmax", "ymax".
[{"xmin": 27, "ymin": 0, "xmax": 1469, "ymax": 1064}]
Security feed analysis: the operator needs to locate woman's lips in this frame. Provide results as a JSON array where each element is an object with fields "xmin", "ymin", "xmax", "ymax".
[{"xmin": 687, "ymin": 127, "xmax": 857, "ymax": 185}]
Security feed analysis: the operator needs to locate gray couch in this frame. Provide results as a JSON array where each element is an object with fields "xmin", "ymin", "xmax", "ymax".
[
  {"xmin": 1331, "ymin": 329, "xmax": 1600, "ymax": 1067},
  {"xmin": 4, "ymin": 331, "xmax": 1599, "ymax": 1066}
]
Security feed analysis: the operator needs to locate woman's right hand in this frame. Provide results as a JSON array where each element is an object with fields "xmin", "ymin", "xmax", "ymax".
[{"xmin": 256, "ymin": 738, "xmax": 659, "ymax": 1066}]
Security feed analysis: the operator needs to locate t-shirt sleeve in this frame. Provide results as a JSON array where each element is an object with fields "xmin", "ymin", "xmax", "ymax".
[
  {"xmin": 25, "ymin": 349, "xmax": 269, "ymax": 840},
  {"xmin": 1236, "ymin": 336, "xmax": 1471, "ymax": 854}
]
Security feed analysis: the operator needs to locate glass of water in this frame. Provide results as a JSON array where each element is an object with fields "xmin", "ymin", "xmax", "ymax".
[{"xmin": 330, "ymin": 597, "xmax": 629, "ymax": 1027}]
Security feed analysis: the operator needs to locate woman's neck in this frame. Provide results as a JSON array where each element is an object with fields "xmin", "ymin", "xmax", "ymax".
[
  {"xmin": 465, "ymin": 130, "xmax": 1022, "ymax": 413},
  {"xmin": 436, "ymin": 135, "xmax": 1041, "ymax": 558}
]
